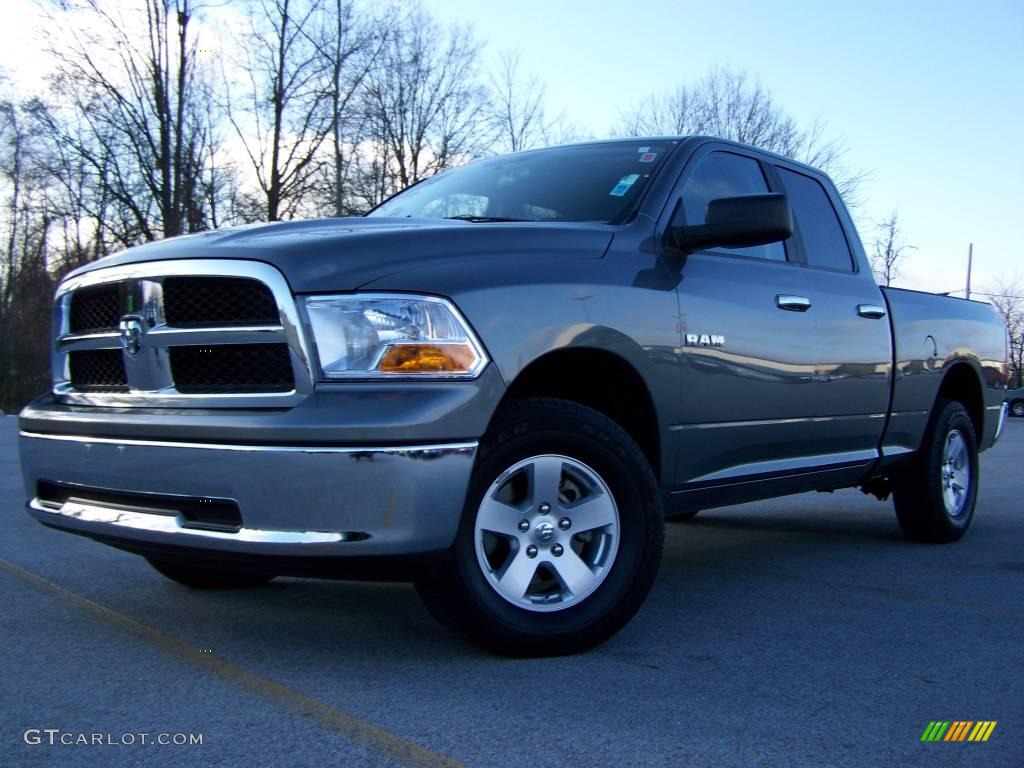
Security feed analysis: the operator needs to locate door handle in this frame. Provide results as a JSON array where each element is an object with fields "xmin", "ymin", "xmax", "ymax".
[
  {"xmin": 857, "ymin": 304, "xmax": 887, "ymax": 319},
  {"xmin": 775, "ymin": 295, "xmax": 812, "ymax": 312}
]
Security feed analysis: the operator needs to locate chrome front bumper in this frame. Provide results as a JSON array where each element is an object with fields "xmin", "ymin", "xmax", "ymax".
[{"xmin": 19, "ymin": 431, "xmax": 477, "ymax": 557}]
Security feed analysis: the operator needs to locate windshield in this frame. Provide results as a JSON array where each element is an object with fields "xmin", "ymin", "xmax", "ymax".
[{"xmin": 368, "ymin": 140, "xmax": 676, "ymax": 223}]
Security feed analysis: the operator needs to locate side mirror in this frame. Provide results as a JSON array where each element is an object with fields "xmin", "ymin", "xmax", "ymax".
[{"xmin": 669, "ymin": 193, "xmax": 793, "ymax": 253}]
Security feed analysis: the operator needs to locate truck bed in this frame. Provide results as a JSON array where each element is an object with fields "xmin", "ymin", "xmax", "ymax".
[{"xmin": 881, "ymin": 287, "xmax": 1006, "ymax": 455}]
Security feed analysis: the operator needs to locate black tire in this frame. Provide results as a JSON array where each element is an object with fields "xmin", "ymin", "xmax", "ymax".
[
  {"xmin": 146, "ymin": 558, "xmax": 276, "ymax": 589},
  {"xmin": 1010, "ymin": 400, "xmax": 1024, "ymax": 418},
  {"xmin": 667, "ymin": 508, "xmax": 700, "ymax": 522},
  {"xmin": 416, "ymin": 397, "xmax": 664, "ymax": 657},
  {"xmin": 893, "ymin": 400, "xmax": 979, "ymax": 543}
]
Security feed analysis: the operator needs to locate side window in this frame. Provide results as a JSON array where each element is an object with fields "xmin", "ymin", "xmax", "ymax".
[
  {"xmin": 675, "ymin": 152, "xmax": 786, "ymax": 262},
  {"xmin": 777, "ymin": 168, "xmax": 854, "ymax": 271}
]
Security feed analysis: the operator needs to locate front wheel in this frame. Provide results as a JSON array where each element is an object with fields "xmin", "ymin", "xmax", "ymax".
[
  {"xmin": 1010, "ymin": 400, "xmax": 1024, "ymax": 418},
  {"xmin": 146, "ymin": 557, "xmax": 277, "ymax": 589},
  {"xmin": 893, "ymin": 400, "xmax": 979, "ymax": 543},
  {"xmin": 416, "ymin": 398, "xmax": 664, "ymax": 657}
]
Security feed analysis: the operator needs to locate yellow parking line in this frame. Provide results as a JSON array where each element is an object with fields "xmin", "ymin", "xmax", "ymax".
[{"xmin": 0, "ymin": 557, "xmax": 466, "ymax": 768}]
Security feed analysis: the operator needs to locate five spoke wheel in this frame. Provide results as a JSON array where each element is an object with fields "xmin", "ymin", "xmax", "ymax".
[
  {"xmin": 940, "ymin": 429, "xmax": 971, "ymax": 517},
  {"xmin": 474, "ymin": 454, "xmax": 619, "ymax": 611},
  {"xmin": 415, "ymin": 398, "xmax": 663, "ymax": 656},
  {"xmin": 893, "ymin": 399, "xmax": 979, "ymax": 543}
]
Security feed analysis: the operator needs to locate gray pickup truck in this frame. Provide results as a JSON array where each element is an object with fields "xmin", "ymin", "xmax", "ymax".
[{"xmin": 18, "ymin": 137, "xmax": 1009, "ymax": 656}]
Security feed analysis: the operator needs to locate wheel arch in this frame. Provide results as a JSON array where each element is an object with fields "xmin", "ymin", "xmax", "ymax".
[
  {"xmin": 495, "ymin": 346, "xmax": 664, "ymax": 483},
  {"xmin": 935, "ymin": 361, "xmax": 984, "ymax": 438}
]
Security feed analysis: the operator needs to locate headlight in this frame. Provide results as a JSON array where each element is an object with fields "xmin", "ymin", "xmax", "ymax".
[{"xmin": 302, "ymin": 294, "xmax": 488, "ymax": 379}]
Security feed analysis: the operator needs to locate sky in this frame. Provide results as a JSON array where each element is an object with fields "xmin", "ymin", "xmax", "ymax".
[
  {"xmin": 3, "ymin": 0, "xmax": 1022, "ymax": 296},
  {"xmin": 419, "ymin": 0, "xmax": 1023, "ymax": 296}
]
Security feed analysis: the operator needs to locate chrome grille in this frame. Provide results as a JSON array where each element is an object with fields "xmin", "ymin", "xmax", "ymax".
[{"xmin": 53, "ymin": 260, "xmax": 314, "ymax": 408}]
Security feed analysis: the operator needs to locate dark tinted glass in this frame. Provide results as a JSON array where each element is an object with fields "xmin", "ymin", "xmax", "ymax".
[
  {"xmin": 369, "ymin": 141, "xmax": 674, "ymax": 223},
  {"xmin": 777, "ymin": 168, "xmax": 854, "ymax": 271},
  {"xmin": 677, "ymin": 152, "xmax": 786, "ymax": 262}
]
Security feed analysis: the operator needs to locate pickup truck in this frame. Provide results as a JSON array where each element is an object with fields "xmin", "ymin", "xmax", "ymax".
[{"xmin": 17, "ymin": 137, "xmax": 1009, "ymax": 656}]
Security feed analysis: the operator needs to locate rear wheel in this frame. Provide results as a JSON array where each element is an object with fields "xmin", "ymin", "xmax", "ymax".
[
  {"xmin": 416, "ymin": 398, "xmax": 664, "ymax": 657},
  {"xmin": 146, "ymin": 558, "xmax": 276, "ymax": 589},
  {"xmin": 893, "ymin": 400, "xmax": 978, "ymax": 543},
  {"xmin": 1011, "ymin": 399, "xmax": 1024, "ymax": 418}
]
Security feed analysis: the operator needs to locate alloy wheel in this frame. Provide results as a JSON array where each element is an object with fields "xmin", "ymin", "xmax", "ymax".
[{"xmin": 473, "ymin": 454, "xmax": 620, "ymax": 612}]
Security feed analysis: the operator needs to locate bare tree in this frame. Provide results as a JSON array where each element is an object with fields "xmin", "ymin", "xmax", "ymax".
[
  {"xmin": 987, "ymin": 275, "xmax": 1024, "ymax": 389},
  {"xmin": 43, "ymin": 0, "xmax": 214, "ymax": 242},
  {"xmin": 1, "ymin": 95, "xmax": 25, "ymax": 302},
  {"xmin": 23, "ymin": 100, "xmax": 106, "ymax": 270},
  {"xmin": 487, "ymin": 50, "xmax": 561, "ymax": 153},
  {"xmin": 617, "ymin": 67, "xmax": 867, "ymax": 203},
  {"xmin": 308, "ymin": 0, "xmax": 390, "ymax": 217},
  {"xmin": 226, "ymin": 0, "xmax": 333, "ymax": 221},
  {"xmin": 352, "ymin": 8, "xmax": 490, "ymax": 209},
  {"xmin": 0, "ymin": 93, "xmax": 56, "ymax": 413},
  {"xmin": 870, "ymin": 211, "xmax": 915, "ymax": 287}
]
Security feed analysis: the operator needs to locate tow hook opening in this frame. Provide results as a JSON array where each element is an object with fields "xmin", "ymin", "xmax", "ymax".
[{"xmin": 36, "ymin": 481, "xmax": 244, "ymax": 532}]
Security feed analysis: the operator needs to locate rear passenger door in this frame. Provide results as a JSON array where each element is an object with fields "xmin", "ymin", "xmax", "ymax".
[
  {"xmin": 772, "ymin": 165, "xmax": 892, "ymax": 469},
  {"xmin": 664, "ymin": 147, "xmax": 820, "ymax": 488}
]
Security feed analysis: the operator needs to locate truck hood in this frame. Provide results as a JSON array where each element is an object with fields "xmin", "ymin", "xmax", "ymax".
[{"xmin": 66, "ymin": 217, "xmax": 614, "ymax": 293}]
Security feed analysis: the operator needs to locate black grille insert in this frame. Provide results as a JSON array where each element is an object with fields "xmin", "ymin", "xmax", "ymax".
[
  {"xmin": 170, "ymin": 344, "xmax": 294, "ymax": 393},
  {"xmin": 163, "ymin": 277, "xmax": 278, "ymax": 326},
  {"xmin": 68, "ymin": 349, "xmax": 127, "ymax": 391},
  {"xmin": 69, "ymin": 284, "xmax": 121, "ymax": 333}
]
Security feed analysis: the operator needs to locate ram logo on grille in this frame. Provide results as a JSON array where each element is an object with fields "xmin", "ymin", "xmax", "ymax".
[{"xmin": 118, "ymin": 316, "xmax": 145, "ymax": 356}]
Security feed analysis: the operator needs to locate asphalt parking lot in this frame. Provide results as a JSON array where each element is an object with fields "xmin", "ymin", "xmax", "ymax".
[{"xmin": 1, "ymin": 414, "xmax": 1021, "ymax": 767}]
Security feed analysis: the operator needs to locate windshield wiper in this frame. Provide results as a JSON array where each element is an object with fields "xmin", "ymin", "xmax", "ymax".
[{"xmin": 444, "ymin": 215, "xmax": 532, "ymax": 223}]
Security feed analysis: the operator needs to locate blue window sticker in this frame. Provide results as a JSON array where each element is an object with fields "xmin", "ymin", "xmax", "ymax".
[
  {"xmin": 609, "ymin": 174, "xmax": 641, "ymax": 197},
  {"xmin": 637, "ymin": 146, "xmax": 650, "ymax": 153}
]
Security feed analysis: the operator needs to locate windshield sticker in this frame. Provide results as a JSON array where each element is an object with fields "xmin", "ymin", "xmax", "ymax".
[
  {"xmin": 639, "ymin": 152, "xmax": 657, "ymax": 163},
  {"xmin": 609, "ymin": 174, "xmax": 641, "ymax": 197}
]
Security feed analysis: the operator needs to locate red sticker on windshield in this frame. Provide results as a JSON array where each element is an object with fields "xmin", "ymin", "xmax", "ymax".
[{"xmin": 639, "ymin": 152, "xmax": 657, "ymax": 163}]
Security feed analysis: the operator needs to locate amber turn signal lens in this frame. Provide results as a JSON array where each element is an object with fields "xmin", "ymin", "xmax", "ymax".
[{"xmin": 376, "ymin": 344, "xmax": 478, "ymax": 373}]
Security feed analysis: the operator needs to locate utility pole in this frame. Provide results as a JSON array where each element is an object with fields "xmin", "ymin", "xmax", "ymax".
[{"xmin": 965, "ymin": 242, "xmax": 973, "ymax": 300}]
